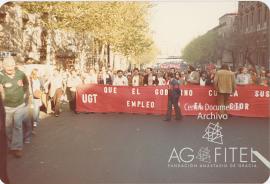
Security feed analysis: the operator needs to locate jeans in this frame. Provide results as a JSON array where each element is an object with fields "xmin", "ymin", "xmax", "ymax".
[
  {"xmin": 165, "ymin": 94, "xmax": 182, "ymax": 120},
  {"xmin": 66, "ymin": 87, "xmax": 76, "ymax": 112},
  {"xmin": 5, "ymin": 104, "xmax": 32, "ymax": 150},
  {"xmin": 32, "ymin": 99, "xmax": 41, "ymax": 124}
]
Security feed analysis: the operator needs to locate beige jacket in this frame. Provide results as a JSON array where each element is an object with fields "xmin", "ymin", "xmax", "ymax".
[{"xmin": 214, "ymin": 69, "xmax": 236, "ymax": 94}]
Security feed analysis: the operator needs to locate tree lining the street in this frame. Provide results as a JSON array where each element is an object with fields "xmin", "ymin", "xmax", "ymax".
[
  {"xmin": 181, "ymin": 30, "xmax": 220, "ymax": 64},
  {"xmin": 19, "ymin": 2, "xmax": 154, "ymax": 66}
]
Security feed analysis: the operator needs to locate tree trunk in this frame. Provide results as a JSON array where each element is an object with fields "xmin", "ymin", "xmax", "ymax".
[
  {"xmin": 107, "ymin": 44, "xmax": 110, "ymax": 67},
  {"xmin": 99, "ymin": 43, "xmax": 105, "ymax": 67},
  {"xmin": 231, "ymin": 50, "xmax": 235, "ymax": 71},
  {"xmin": 46, "ymin": 30, "xmax": 52, "ymax": 65}
]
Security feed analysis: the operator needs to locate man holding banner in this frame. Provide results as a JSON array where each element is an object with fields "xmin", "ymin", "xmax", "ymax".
[{"xmin": 164, "ymin": 73, "xmax": 182, "ymax": 121}]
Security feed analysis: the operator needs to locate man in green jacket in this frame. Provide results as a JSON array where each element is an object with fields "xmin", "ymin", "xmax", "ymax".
[{"xmin": 0, "ymin": 56, "xmax": 30, "ymax": 158}]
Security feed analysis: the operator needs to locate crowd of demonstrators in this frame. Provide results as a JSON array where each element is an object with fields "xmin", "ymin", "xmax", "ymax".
[
  {"xmin": 27, "ymin": 62, "xmax": 270, "ymax": 119},
  {"xmin": 47, "ymin": 64, "xmax": 269, "ymax": 90},
  {"xmin": 235, "ymin": 66, "xmax": 270, "ymax": 86},
  {"xmin": 0, "ymin": 55, "xmax": 269, "ymax": 149}
]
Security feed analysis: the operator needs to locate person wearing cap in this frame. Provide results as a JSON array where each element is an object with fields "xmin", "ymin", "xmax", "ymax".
[{"xmin": 0, "ymin": 56, "xmax": 30, "ymax": 158}]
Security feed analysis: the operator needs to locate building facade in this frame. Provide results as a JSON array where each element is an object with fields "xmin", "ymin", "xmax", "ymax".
[
  {"xmin": 236, "ymin": 1, "xmax": 269, "ymax": 69},
  {"xmin": 217, "ymin": 13, "xmax": 238, "ymax": 66},
  {"xmin": 218, "ymin": 13, "xmax": 238, "ymax": 37}
]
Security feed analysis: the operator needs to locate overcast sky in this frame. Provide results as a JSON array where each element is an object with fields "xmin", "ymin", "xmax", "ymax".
[{"xmin": 149, "ymin": 1, "xmax": 238, "ymax": 56}]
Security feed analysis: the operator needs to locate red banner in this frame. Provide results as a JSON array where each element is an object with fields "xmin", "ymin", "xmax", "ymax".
[
  {"xmin": 76, "ymin": 84, "xmax": 269, "ymax": 118},
  {"xmin": 160, "ymin": 63, "xmax": 181, "ymax": 69}
]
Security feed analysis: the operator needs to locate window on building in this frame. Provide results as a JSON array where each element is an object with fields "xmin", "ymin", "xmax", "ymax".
[
  {"xmin": 246, "ymin": 14, "xmax": 249, "ymax": 29},
  {"xmin": 240, "ymin": 16, "xmax": 243, "ymax": 31},
  {"xmin": 258, "ymin": 8, "xmax": 261, "ymax": 25},
  {"xmin": 251, "ymin": 12, "xmax": 254, "ymax": 26},
  {"xmin": 265, "ymin": 6, "xmax": 268, "ymax": 22}
]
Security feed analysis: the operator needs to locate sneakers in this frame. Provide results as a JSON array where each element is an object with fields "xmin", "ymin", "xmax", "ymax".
[{"xmin": 33, "ymin": 121, "xmax": 38, "ymax": 127}]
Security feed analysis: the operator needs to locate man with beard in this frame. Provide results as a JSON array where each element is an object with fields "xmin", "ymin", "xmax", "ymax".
[{"xmin": 113, "ymin": 70, "xmax": 128, "ymax": 86}]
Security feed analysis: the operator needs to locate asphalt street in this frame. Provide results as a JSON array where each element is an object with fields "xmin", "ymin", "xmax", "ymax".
[{"xmin": 7, "ymin": 111, "xmax": 269, "ymax": 184}]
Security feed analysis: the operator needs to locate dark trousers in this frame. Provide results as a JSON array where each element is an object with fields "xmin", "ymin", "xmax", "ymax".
[
  {"xmin": 66, "ymin": 87, "xmax": 76, "ymax": 112},
  {"xmin": 217, "ymin": 93, "xmax": 230, "ymax": 115},
  {"xmin": 53, "ymin": 88, "xmax": 63, "ymax": 116},
  {"xmin": 165, "ymin": 94, "xmax": 182, "ymax": 120}
]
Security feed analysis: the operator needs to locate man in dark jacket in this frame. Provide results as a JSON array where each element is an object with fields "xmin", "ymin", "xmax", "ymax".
[
  {"xmin": 164, "ymin": 73, "xmax": 182, "ymax": 121},
  {"xmin": 0, "ymin": 93, "xmax": 9, "ymax": 184}
]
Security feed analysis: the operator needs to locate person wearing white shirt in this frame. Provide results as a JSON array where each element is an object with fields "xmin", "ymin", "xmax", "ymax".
[
  {"xmin": 113, "ymin": 70, "xmax": 128, "ymax": 86},
  {"xmin": 44, "ymin": 69, "xmax": 63, "ymax": 117},
  {"xmin": 98, "ymin": 67, "xmax": 112, "ymax": 85},
  {"xmin": 29, "ymin": 69, "xmax": 43, "ymax": 127},
  {"xmin": 199, "ymin": 72, "xmax": 207, "ymax": 86},
  {"xmin": 84, "ymin": 69, "xmax": 97, "ymax": 84},
  {"xmin": 131, "ymin": 68, "xmax": 141, "ymax": 86},
  {"xmin": 236, "ymin": 67, "xmax": 251, "ymax": 85},
  {"xmin": 157, "ymin": 72, "xmax": 166, "ymax": 86}
]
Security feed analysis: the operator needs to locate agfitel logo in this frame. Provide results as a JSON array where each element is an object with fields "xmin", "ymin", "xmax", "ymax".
[
  {"xmin": 202, "ymin": 122, "xmax": 223, "ymax": 144},
  {"xmin": 168, "ymin": 122, "xmax": 257, "ymax": 168},
  {"xmin": 196, "ymin": 147, "xmax": 211, "ymax": 163}
]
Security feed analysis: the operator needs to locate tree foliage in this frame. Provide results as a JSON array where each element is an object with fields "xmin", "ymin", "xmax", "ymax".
[
  {"xmin": 20, "ymin": 2, "xmax": 153, "ymax": 58},
  {"xmin": 132, "ymin": 44, "xmax": 160, "ymax": 66},
  {"xmin": 182, "ymin": 30, "xmax": 220, "ymax": 64}
]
